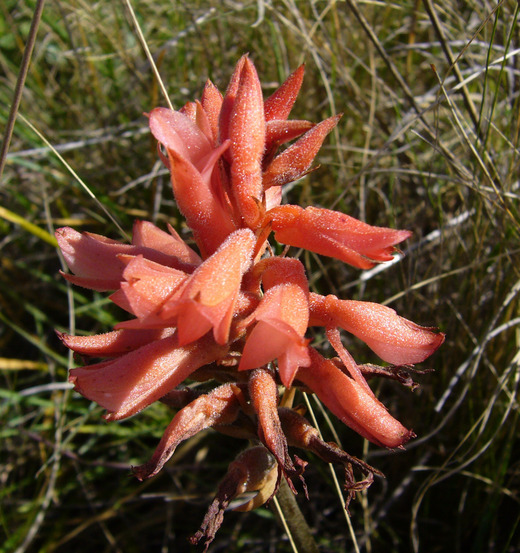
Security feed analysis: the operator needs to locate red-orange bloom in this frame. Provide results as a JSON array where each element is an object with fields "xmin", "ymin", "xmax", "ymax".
[
  {"xmin": 309, "ymin": 292, "xmax": 444, "ymax": 365},
  {"xmin": 159, "ymin": 228, "xmax": 256, "ymax": 345},
  {"xmin": 267, "ymin": 205, "xmax": 412, "ymax": 269},
  {"xmin": 56, "ymin": 221, "xmax": 199, "ymax": 291},
  {"xmin": 296, "ymin": 348, "xmax": 414, "ymax": 449},
  {"xmin": 57, "ymin": 54, "xmax": 444, "ymax": 548},
  {"xmin": 68, "ymin": 333, "xmax": 226, "ymax": 421}
]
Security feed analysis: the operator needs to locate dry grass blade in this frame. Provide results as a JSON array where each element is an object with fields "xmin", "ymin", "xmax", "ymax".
[
  {"xmin": 304, "ymin": 393, "xmax": 361, "ymax": 553},
  {"xmin": 0, "ymin": 0, "xmax": 45, "ymax": 181}
]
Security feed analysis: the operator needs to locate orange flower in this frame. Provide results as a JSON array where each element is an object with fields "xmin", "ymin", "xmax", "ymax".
[
  {"xmin": 296, "ymin": 348, "xmax": 414, "ymax": 448},
  {"xmin": 267, "ymin": 205, "xmax": 412, "ymax": 269},
  {"xmin": 68, "ymin": 333, "xmax": 226, "ymax": 421},
  {"xmin": 239, "ymin": 258, "xmax": 310, "ymax": 386},
  {"xmin": 159, "ymin": 228, "xmax": 256, "ymax": 345},
  {"xmin": 57, "ymin": 55, "xmax": 444, "ymax": 548},
  {"xmin": 149, "ymin": 108, "xmax": 236, "ymax": 257},
  {"xmin": 309, "ymin": 292, "xmax": 444, "ymax": 364},
  {"xmin": 56, "ymin": 220, "xmax": 199, "ymax": 290}
]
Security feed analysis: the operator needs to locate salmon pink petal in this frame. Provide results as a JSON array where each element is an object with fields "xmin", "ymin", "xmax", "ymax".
[
  {"xmin": 229, "ymin": 57, "xmax": 266, "ymax": 228},
  {"xmin": 132, "ymin": 220, "xmax": 201, "ymax": 265},
  {"xmin": 57, "ymin": 226, "xmax": 198, "ymax": 291},
  {"xmin": 219, "ymin": 55, "xmax": 247, "ymax": 146},
  {"xmin": 255, "ymin": 256, "xmax": 309, "ymax": 296},
  {"xmin": 117, "ymin": 276, "xmax": 180, "ymax": 322},
  {"xmin": 325, "ymin": 327, "xmax": 376, "ymax": 398},
  {"xmin": 149, "ymin": 107, "xmax": 213, "ymax": 169},
  {"xmin": 323, "ymin": 295, "xmax": 445, "ymax": 365},
  {"xmin": 264, "ymin": 64, "xmax": 305, "ymax": 122},
  {"xmin": 263, "ymin": 116, "xmax": 340, "ymax": 189},
  {"xmin": 268, "ymin": 205, "xmax": 411, "ymax": 269},
  {"xmin": 264, "ymin": 120, "xmax": 313, "ymax": 153},
  {"xmin": 165, "ymin": 146, "xmax": 236, "ymax": 257},
  {"xmin": 133, "ymin": 383, "xmax": 241, "ymax": 480},
  {"xmin": 69, "ymin": 334, "xmax": 226, "ymax": 420},
  {"xmin": 194, "ymin": 101, "xmax": 214, "ymax": 143},
  {"xmin": 117, "ymin": 255, "xmax": 189, "ymax": 320},
  {"xmin": 56, "ymin": 227, "xmax": 133, "ymax": 290},
  {"xmin": 59, "ymin": 272, "xmax": 121, "ymax": 292},
  {"xmin": 239, "ymin": 279, "xmax": 310, "ymax": 386},
  {"xmin": 161, "ymin": 229, "xmax": 256, "ymax": 345},
  {"xmin": 58, "ymin": 328, "xmax": 174, "ymax": 357},
  {"xmin": 239, "ymin": 319, "xmax": 310, "ymax": 386},
  {"xmin": 201, "ymin": 82, "xmax": 223, "ymax": 143},
  {"xmin": 296, "ymin": 349, "xmax": 413, "ymax": 448}
]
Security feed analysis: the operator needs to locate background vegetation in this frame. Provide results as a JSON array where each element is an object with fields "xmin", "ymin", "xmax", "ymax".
[{"xmin": 1, "ymin": 0, "xmax": 519, "ymax": 552}]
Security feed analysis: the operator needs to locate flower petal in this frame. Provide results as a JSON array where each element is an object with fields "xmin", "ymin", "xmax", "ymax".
[
  {"xmin": 201, "ymin": 79, "xmax": 223, "ymax": 144},
  {"xmin": 322, "ymin": 295, "xmax": 445, "ymax": 365},
  {"xmin": 56, "ymin": 225, "xmax": 197, "ymax": 291},
  {"xmin": 56, "ymin": 227, "xmax": 133, "ymax": 291},
  {"xmin": 218, "ymin": 55, "xmax": 247, "ymax": 146},
  {"xmin": 161, "ymin": 229, "xmax": 256, "ymax": 345},
  {"xmin": 69, "ymin": 334, "xmax": 226, "ymax": 420},
  {"xmin": 263, "ymin": 116, "xmax": 340, "ymax": 189},
  {"xmin": 132, "ymin": 220, "xmax": 201, "ymax": 265},
  {"xmin": 264, "ymin": 64, "xmax": 305, "ymax": 122},
  {"xmin": 58, "ymin": 328, "xmax": 173, "ymax": 357},
  {"xmin": 265, "ymin": 120, "xmax": 313, "ymax": 152},
  {"xmin": 228, "ymin": 57, "xmax": 266, "ymax": 228},
  {"xmin": 239, "ymin": 282, "xmax": 310, "ymax": 385},
  {"xmin": 296, "ymin": 348, "xmax": 414, "ymax": 448},
  {"xmin": 149, "ymin": 107, "xmax": 213, "ymax": 169},
  {"xmin": 268, "ymin": 205, "xmax": 411, "ymax": 269},
  {"xmin": 133, "ymin": 383, "xmax": 242, "ymax": 480},
  {"xmin": 165, "ymin": 146, "xmax": 236, "ymax": 257},
  {"xmin": 116, "ymin": 255, "xmax": 189, "ymax": 321}
]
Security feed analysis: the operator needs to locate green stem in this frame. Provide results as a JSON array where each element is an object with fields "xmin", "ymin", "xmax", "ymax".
[{"xmin": 274, "ymin": 478, "xmax": 320, "ymax": 553}]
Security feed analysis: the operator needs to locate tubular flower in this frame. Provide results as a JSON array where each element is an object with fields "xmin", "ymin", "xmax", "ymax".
[{"xmin": 57, "ymin": 55, "xmax": 444, "ymax": 549}]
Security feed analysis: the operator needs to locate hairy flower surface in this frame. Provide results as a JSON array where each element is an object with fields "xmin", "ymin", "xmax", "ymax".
[{"xmin": 57, "ymin": 55, "xmax": 444, "ymax": 549}]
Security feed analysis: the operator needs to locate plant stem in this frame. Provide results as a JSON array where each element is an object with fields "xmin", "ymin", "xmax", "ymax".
[
  {"xmin": 0, "ymin": 0, "xmax": 46, "ymax": 182},
  {"xmin": 274, "ymin": 478, "xmax": 320, "ymax": 553}
]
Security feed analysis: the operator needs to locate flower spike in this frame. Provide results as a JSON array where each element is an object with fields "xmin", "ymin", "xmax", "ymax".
[{"xmin": 57, "ymin": 55, "xmax": 444, "ymax": 545}]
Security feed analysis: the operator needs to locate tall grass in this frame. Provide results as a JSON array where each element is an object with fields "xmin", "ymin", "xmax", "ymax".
[{"xmin": 1, "ymin": 1, "xmax": 519, "ymax": 552}]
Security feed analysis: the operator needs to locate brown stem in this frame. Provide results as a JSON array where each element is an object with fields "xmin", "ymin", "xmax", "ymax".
[{"xmin": 0, "ymin": 0, "xmax": 46, "ymax": 182}]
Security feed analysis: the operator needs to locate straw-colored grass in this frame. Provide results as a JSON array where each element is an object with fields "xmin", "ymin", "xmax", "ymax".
[{"xmin": 1, "ymin": 1, "xmax": 519, "ymax": 551}]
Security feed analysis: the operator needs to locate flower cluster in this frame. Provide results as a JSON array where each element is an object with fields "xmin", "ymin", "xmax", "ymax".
[{"xmin": 57, "ymin": 55, "xmax": 444, "ymax": 549}]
